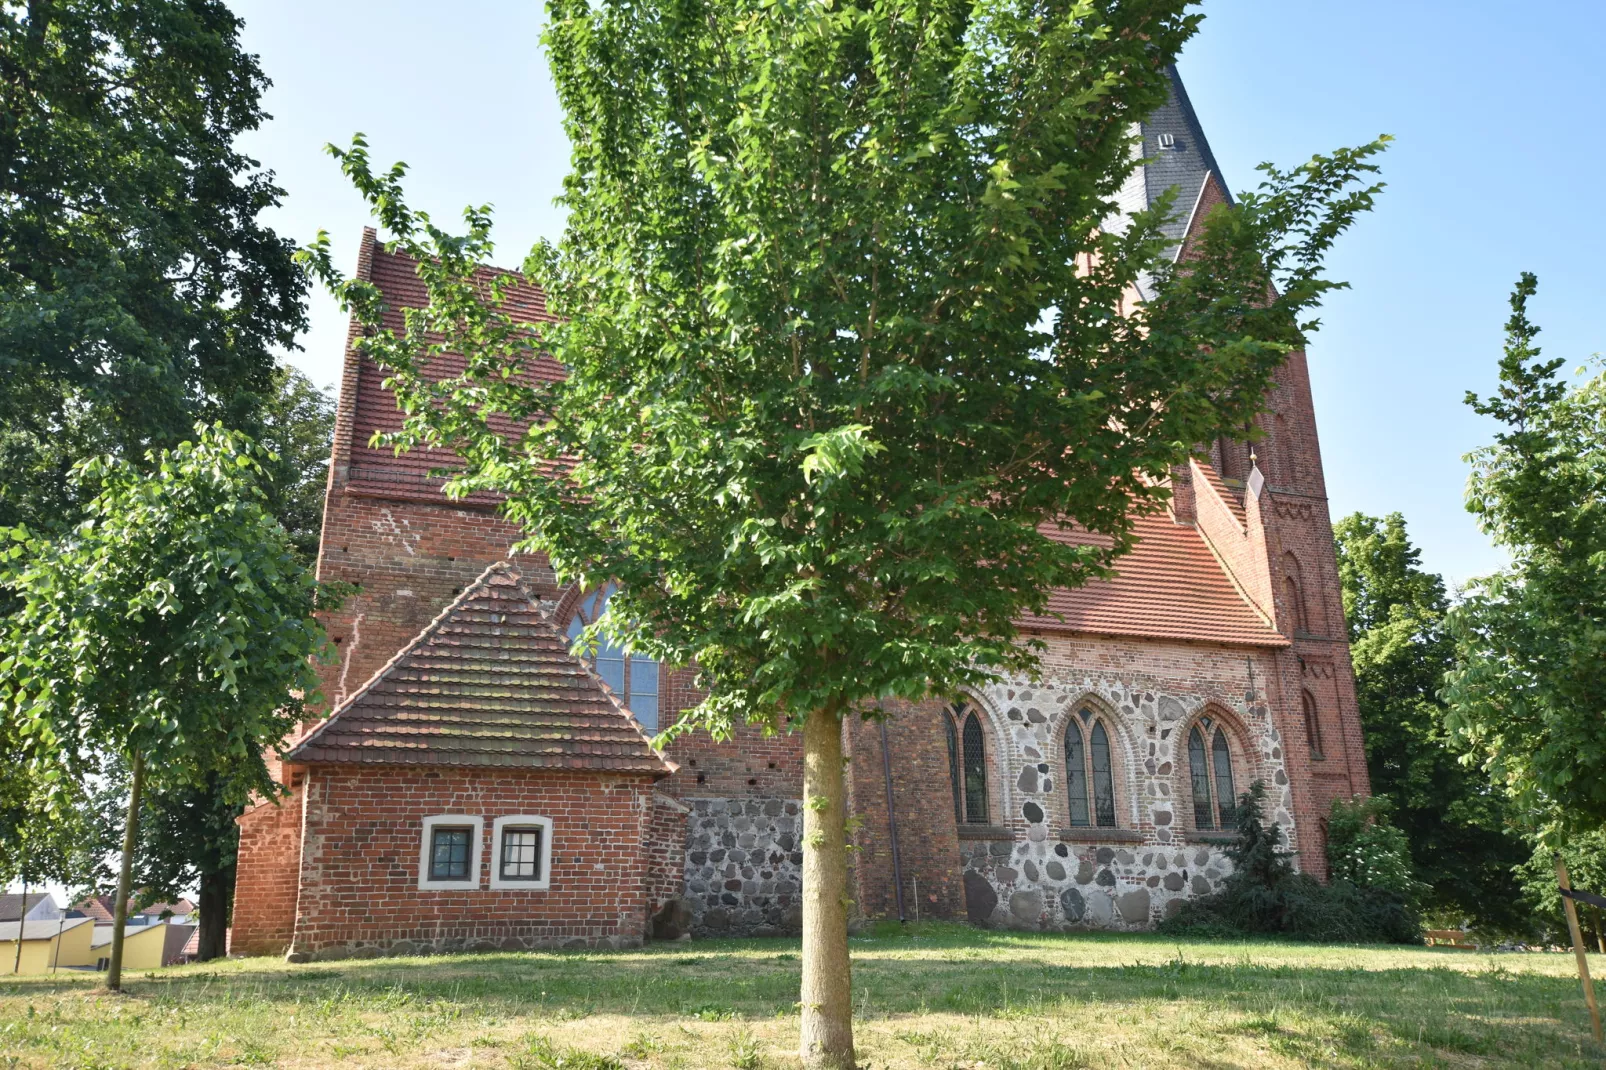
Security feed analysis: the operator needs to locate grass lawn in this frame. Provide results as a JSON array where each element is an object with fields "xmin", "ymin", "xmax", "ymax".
[{"xmin": 0, "ymin": 922, "xmax": 1601, "ymax": 1069}]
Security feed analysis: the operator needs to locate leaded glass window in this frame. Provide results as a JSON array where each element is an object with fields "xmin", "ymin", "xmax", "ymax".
[
  {"xmin": 1188, "ymin": 726, "xmax": 1214, "ymax": 829},
  {"xmin": 1090, "ymin": 721, "xmax": 1116, "ymax": 827},
  {"xmin": 1187, "ymin": 717, "xmax": 1240, "ymax": 832},
  {"xmin": 567, "ymin": 584, "xmax": 661, "ymax": 730},
  {"xmin": 429, "ymin": 826, "xmax": 472, "ymax": 881},
  {"xmin": 945, "ymin": 712, "xmax": 962, "ymax": 824},
  {"xmin": 1064, "ymin": 720, "xmax": 1090, "ymax": 826},
  {"xmin": 962, "ymin": 711, "xmax": 989, "ymax": 824},
  {"xmin": 1212, "ymin": 729, "xmax": 1236, "ymax": 829}
]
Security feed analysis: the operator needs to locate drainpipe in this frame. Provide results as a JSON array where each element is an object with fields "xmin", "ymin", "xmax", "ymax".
[{"xmin": 878, "ymin": 715, "xmax": 907, "ymax": 923}]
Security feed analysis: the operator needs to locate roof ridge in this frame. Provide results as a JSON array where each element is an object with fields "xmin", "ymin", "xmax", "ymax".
[
  {"xmin": 286, "ymin": 562, "xmax": 675, "ymax": 776},
  {"xmin": 287, "ymin": 561, "xmax": 534, "ymax": 760}
]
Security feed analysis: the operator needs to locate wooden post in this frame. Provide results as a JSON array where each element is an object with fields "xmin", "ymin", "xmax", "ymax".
[{"xmin": 1556, "ymin": 854, "xmax": 1604, "ymax": 1044}]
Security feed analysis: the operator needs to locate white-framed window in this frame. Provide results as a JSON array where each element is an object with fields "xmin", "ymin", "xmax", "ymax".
[
  {"xmin": 489, "ymin": 815, "xmax": 555, "ymax": 890},
  {"xmin": 418, "ymin": 814, "xmax": 484, "ymax": 890}
]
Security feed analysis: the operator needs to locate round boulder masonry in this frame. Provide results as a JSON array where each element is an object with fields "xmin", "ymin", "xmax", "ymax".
[{"xmin": 684, "ymin": 797, "xmax": 804, "ymax": 936}]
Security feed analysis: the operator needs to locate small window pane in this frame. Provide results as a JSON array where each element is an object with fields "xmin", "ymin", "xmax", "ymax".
[
  {"xmin": 1090, "ymin": 721, "xmax": 1116, "ymax": 827},
  {"xmin": 430, "ymin": 827, "xmax": 472, "ymax": 881},
  {"xmin": 1188, "ymin": 727, "xmax": 1214, "ymax": 830},
  {"xmin": 597, "ymin": 654, "xmax": 626, "ymax": 695},
  {"xmin": 962, "ymin": 712, "xmax": 989, "ymax": 825},
  {"xmin": 945, "ymin": 713, "xmax": 962, "ymax": 824},
  {"xmin": 1064, "ymin": 720, "xmax": 1090, "ymax": 827},
  {"xmin": 500, "ymin": 827, "xmax": 544, "ymax": 881},
  {"xmin": 1212, "ymin": 730, "xmax": 1236, "ymax": 829},
  {"xmin": 630, "ymin": 658, "xmax": 660, "ymax": 731}
]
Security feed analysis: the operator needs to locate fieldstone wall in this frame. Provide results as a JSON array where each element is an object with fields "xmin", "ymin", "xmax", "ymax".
[
  {"xmin": 961, "ymin": 836, "xmax": 1237, "ymax": 930},
  {"xmin": 946, "ymin": 644, "xmax": 1294, "ymax": 930},
  {"xmin": 683, "ymin": 797, "xmax": 804, "ymax": 936}
]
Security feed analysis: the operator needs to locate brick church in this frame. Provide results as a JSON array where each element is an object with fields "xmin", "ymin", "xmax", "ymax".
[{"xmin": 231, "ymin": 69, "xmax": 1368, "ymax": 961}]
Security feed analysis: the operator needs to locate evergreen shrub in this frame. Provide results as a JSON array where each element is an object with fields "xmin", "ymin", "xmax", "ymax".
[{"xmin": 1158, "ymin": 782, "xmax": 1421, "ymax": 943}]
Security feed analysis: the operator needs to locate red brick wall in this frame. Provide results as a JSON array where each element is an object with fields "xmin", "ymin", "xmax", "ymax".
[
  {"xmin": 289, "ymin": 766, "xmax": 656, "ymax": 958},
  {"xmin": 231, "ymin": 793, "xmax": 305, "ymax": 955},
  {"xmin": 844, "ymin": 700, "xmax": 967, "ymax": 923},
  {"xmin": 643, "ymin": 791, "xmax": 690, "ymax": 915}
]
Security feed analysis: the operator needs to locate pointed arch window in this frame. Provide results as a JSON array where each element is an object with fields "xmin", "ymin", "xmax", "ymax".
[
  {"xmin": 566, "ymin": 584, "xmax": 661, "ymax": 730},
  {"xmin": 1064, "ymin": 708, "xmax": 1117, "ymax": 827},
  {"xmin": 1187, "ymin": 716, "xmax": 1239, "ymax": 830},
  {"xmin": 944, "ymin": 701, "xmax": 989, "ymax": 825},
  {"xmin": 1302, "ymin": 689, "xmax": 1325, "ymax": 760}
]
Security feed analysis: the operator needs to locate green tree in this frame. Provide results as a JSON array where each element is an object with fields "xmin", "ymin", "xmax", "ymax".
[
  {"xmin": 256, "ymin": 367, "xmax": 336, "ymax": 563},
  {"xmin": 0, "ymin": 425, "xmax": 334, "ymax": 989},
  {"xmin": 1517, "ymin": 829, "xmax": 1606, "ymax": 950},
  {"xmin": 0, "ymin": 0, "xmax": 307, "ymax": 533},
  {"xmin": 1444, "ymin": 274, "xmax": 1606, "ymax": 838},
  {"xmin": 307, "ymin": 2, "xmax": 1385, "ymax": 1061},
  {"xmin": 1333, "ymin": 512, "xmax": 1529, "ymax": 931}
]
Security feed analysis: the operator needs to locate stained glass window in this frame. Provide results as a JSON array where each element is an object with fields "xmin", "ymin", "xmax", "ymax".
[
  {"xmin": 567, "ymin": 584, "xmax": 661, "ymax": 730},
  {"xmin": 1090, "ymin": 720, "xmax": 1116, "ymax": 827},
  {"xmin": 1188, "ymin": 726, "xmax": 1214, "ymax": 830},
  {"xmin": 1064, "ymin": 720, "xmax": 1089, "ymax": 826}
]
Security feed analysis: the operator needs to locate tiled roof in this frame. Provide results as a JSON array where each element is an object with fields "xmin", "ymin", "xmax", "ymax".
[
  {"xmin": 0, "ymin": 892, "xmax": 51, "ymax": 922},
  {"xmin": 70, "ymin": 895, "xmax": 117, "ymax": 923},
  {"xmin": 345, "ymin": 243, "xmax": 561, "ymax": 506},
  {"xmin": 286, "ymin": 562, "xmax": 672, "ymax": 776},
  {"xmin": 1020, "ymin": 512, "xmax": 1287, "ymax": 648},
  {"xmin": 341, "ymin": 239, "xmax": 1279, "ymax": 654}
]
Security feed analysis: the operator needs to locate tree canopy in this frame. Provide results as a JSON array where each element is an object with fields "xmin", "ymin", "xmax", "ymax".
[
  {"xmin": 0, "ymin": 0, "xmax": 307, "ymax": 532},
  {"xmin": 0, "ymin": 424, "xmax": 335, "ymax": 986},
  {"xmin": 1444, "ymin": 274, "xmax": 1606, "ymax": 839},
  {"xmin": 305, "ymin": 1, "xmax": 1384, "ymax": 1061},
  {"xmin": 1334, "ymin": 511, "xmax": 1528, "ymax": 931}
]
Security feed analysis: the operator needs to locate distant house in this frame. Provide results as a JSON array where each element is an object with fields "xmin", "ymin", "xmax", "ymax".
[
  {"xmin": 72, "ymin": 896, "xmax": 196, "ymax": 927},
  {"xmin": 0, "ymin": 893, "xmax": 61, "ymax": 924},
  {"xmin": 84, "ymin": 921, "xmax": 195, "ymax": 970},
  {"xmin": 0, "ymin": 917, "xmax": 93, "ymax": 974}
]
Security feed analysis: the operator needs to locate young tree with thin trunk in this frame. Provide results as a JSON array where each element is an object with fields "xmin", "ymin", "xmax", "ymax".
[
  {"xmin": 0, "ymin": 426, "xmax": 333, "ymax": 990},
  {"xmin": 306, "ymin": 2, "xmax": 1384, "ymax": 1062}
]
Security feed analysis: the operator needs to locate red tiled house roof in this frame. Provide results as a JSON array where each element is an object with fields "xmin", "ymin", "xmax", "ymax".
[{"xmin": 286, "ymin": 562, "xmax": 672, "ymax": 776}]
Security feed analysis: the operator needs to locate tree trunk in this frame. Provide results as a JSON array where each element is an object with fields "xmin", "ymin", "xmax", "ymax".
[
  {"xmin": 196, "ymin": 863, "xmax": 233, "ymax": 962},
  {"xmin": 12, "ymin": 874, "xmax": 26, "ymax": 974},
  {"xmin": 799, "ymin": 702, "xmax": 855, "ymax": 1070},
  {"xmin": 106, "ymin": 749, "xmax": 145, "ymax": 993}
]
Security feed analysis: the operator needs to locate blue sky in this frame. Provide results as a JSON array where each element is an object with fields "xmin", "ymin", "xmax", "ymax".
[{"xmin": 233, "ymin": 0, "xmax": 1606, "ymax": 589}]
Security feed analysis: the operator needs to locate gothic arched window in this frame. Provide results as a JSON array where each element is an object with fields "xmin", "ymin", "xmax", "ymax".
[
  {"xmin": 1064, "ymin": 708, "xmax": 1117, "ymax": 827},
  {"xmin": 1187, "ymin": 715, "xmax": 1239, "ymax": 831},
  {"xmin": 1302, "ymin": 689, "xmax": 1325, "ymax": 760},
  {"xmin": 944, "ymin": 701, "xmax": 990, "ymax": 825},
  {"xmin": 567, "ymin": 585, "xmax": 661, "ymax": 730}
]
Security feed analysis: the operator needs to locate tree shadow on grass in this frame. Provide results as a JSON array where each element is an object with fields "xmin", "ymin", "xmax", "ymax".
[{"xmin": 1, "ymin": 930, "xmax": 1601, "ymax": 1068}]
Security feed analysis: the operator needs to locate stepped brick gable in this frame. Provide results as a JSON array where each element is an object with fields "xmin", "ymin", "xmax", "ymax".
[{"xmin": 232, "ymin": 66, "xmax": 1367, "ymax": 957}]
